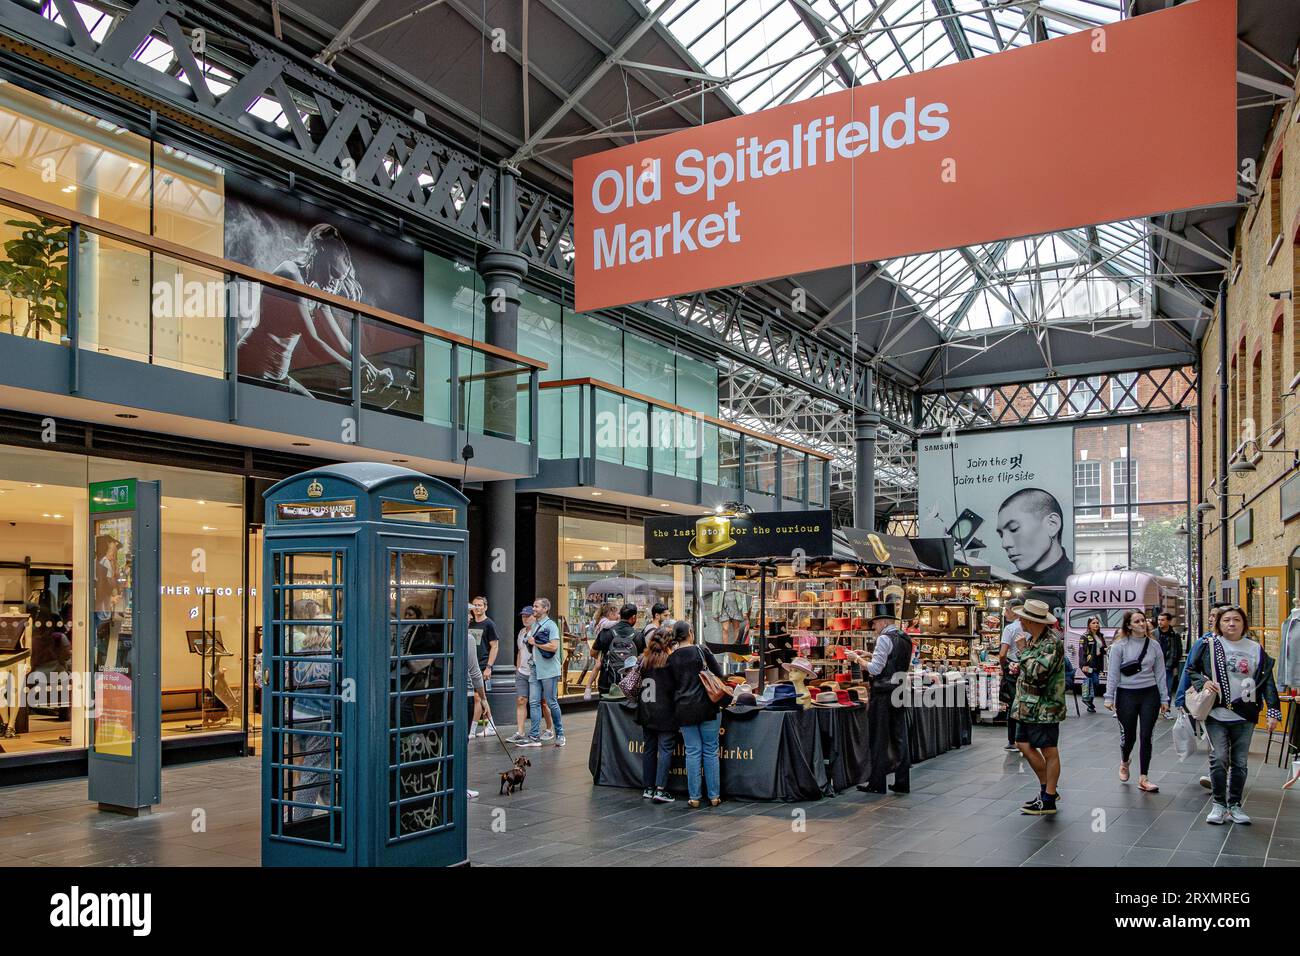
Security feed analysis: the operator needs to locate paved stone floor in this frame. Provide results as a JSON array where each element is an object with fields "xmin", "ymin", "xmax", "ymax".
[{"xmin": 0, "ymin": 705, "xmax": 1296, "ymax": 866}]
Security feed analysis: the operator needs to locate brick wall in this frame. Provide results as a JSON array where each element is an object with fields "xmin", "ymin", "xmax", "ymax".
[{"xmin": 1199, "ymin": 60, "xmax": 1300, "ymax": 620}]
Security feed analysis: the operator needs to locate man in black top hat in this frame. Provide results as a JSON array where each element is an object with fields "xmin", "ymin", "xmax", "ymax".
[{"xmin": 846, "ymin": 602, "xmax": 913, "ymax": 794}]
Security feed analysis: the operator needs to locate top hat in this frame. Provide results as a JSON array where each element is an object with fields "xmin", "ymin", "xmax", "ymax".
[
  {"xmin": 866, "ymin": 602, "xmax": 900, "ymax": 623},
  {"xmin": 689, "ymin": 514, "xmax": 738, "ymax": 558}
]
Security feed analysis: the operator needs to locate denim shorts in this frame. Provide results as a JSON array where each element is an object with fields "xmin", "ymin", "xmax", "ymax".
[{"xmin": 514, "ymin": 673, "xmax": 531, "ymax": 697}]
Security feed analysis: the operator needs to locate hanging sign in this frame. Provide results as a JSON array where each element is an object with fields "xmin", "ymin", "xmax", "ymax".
[
  {"xmin": 645, "ymin": 510, "xmax": 834, "ymax": 561},
  {"xmin": 573, "ymin": 0, "xmax": 1236, "ymax": 312}
]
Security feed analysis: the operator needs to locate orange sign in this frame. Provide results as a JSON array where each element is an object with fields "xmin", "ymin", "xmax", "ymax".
[{"xmin": 574, "ymin": 0, "xmax": 1236, "ymax": 313}]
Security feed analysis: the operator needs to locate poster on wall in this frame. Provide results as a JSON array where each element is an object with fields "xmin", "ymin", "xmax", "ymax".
[
  {"xmin": 223, "ymin": 173, "xmax": 424, "ymax": 412},
  {"xmin": 917, "ymin": 428, "xmax": 1074, "ymax": 606}
]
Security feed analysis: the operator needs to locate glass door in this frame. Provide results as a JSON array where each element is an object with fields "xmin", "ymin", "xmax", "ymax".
[
  {"xmin": 387, "ymin": 548, "xmax": 457, "ymax": 843},
  {"xmin": 266, "ymin": 549, "xmax": 346, "ymax": 848}
]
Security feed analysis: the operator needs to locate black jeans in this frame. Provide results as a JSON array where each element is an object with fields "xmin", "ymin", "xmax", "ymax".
[
  {"xmin": 867, "ymin": 691, "xmax": 911, "ymax": 790},
  {"xmin": 1116, "ymin": 685, "xmax": 1161, "ymax": 775},
  {"xmin": 641, "ymin": 729, "xmax": 675, "ymax": 792}
]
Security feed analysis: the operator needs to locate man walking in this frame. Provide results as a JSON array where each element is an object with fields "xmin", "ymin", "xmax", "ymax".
[
  {"xmin": 468, "ymin": 596, "xmax": 499, "ymax": 738},
  {"xmin": 848, "ymin": 601, "xmax": 914, "ymax": 795},
  {"xmin": 1011, "ymin": 599, "xmax": 1066, "ymax": 815},
  {"xmin": 519, "ymin": 597, "xmax": 565, "ymax": 748},
  {"xmin": 999, "ymin": 600, "xmax": 1024, "ymax": 752},
  {"xmin": 1155, "ymin": 611, "xmax": 1183, "ymax": 719}
]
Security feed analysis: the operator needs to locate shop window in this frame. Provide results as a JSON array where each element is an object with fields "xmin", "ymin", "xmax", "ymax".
[
  {"xmin": 782, "ymin": 451, "xmax": 806, "ymax": 502},
  {"xmin": 808, "ymin": 459, "xmax": 825, "ymax": 506},
  {"xmin": 0, "ymin": 449, "xmax": 246, "ymax": 763},
  {"xmin": 624, "ymin": 332, "xmax": 675, "ymax": 405},
  {"xmin": 745, "ymin": 438, "xmax": 777, "ymax": 497},
  {"xmin": 1129, "ymin": 419, "xmax": 1188, "ymax": 504},
  {"xmin": 423, "ymin": 254, "xmax": 482, "ymax": 340},
  {"xmin": 675, "ymin": 353, "xmax": 718, "ymax": 417},
  {"xmin": 1271, "ymin": 151, "xmax": 1283, "ymax": 245},
  {"xmin": 718, "ymin": 430, "xmax": 741, "ymax": 489}
]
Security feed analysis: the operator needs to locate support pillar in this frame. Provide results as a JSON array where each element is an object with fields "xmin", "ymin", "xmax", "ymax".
[
  {"xmin": 476, "ymin": 167, "xmax": 529, "ymax": 676},
  {"xmin": 855, "ymin": 409, "xmax": 879, "ymax": 532}
]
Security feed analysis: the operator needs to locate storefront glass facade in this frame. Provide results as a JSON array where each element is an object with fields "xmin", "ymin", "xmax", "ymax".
[{"xmin": 0, "ymin": 445, "xmax": 246, "ymax": 762}]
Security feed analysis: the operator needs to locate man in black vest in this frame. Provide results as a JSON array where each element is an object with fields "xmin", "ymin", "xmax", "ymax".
[{"xmin": 847, "ymin": 602, "xmax": 914, "ymax": 795}]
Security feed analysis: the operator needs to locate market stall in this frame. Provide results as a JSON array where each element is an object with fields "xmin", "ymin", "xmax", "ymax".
[{"xmin": 586, "ymin": 511, "xmax": 972, "ymax": 801}]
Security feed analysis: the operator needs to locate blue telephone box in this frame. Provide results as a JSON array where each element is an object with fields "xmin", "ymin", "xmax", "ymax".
[{"xmin": 260, "ymin": 463, "xmax": 469, "ymax": 867}]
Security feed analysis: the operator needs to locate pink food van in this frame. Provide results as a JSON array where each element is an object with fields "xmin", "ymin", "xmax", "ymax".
[{"xmin": 1063, "ymin": 570, "xmax": 1185, "ymax": 682}]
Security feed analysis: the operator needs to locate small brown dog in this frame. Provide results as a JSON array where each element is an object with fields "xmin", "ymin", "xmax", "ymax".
[{"xmin": 499, "ymin": 756, "xmax": 531, "ymax": 795}]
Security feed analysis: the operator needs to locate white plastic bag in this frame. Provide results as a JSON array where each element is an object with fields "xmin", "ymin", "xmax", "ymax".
[{"xmin": 1172, "ymin": 712, "xmax": 1198, "ymax": 761}]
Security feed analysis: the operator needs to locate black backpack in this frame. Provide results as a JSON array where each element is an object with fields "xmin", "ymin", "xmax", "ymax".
[{"xmin": 603, "ymin": 625, "xmax": 639, "ymax": 689}]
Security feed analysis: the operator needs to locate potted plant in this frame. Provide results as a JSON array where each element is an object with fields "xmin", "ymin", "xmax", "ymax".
[{"xmin": 0, "ymin": 216, "xmax": 69, "ymax": 341}]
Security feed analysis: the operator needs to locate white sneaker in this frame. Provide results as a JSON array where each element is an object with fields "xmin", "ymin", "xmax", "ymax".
[
  {"xmin": 467, "ymin": 788, "xmax": 479, "ymax": 799},
  {"xmin": 468, "ymin": 732, "xmax": 478, "ymax": 741},
  {"xmin": 1206, "ymin": 803, "xmax": 1229, "ymax": 825},
  {"xmin": 1227, "ymin": 805, "xmax": 1251, "ymax": 825},
  {"xmin": 555, "ymin": 735, "xmax": 567, "ymax": 747},
  {"xmin": 484, "ymin": 721, "xmax": 496, "ymax": 737},
  {"xmin": 540, "ymin": 729, "xmax": 555, "ymax": 740}
]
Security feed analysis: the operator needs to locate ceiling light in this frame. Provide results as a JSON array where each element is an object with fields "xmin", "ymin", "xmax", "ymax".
[
  {"xmin": 591, "ymin": 491, "xmax": 602, "ymax": 497},
  {"xmin": 52, "ymin": 514, "xmax": 62, "ymax": 519},
  {"xmin": 41, "ymin": 513, "xmax": 50, "ymax": 518},
  {"xmin": 659, "ymin": 503, "xmax": 670, "ymax": 508},
  {"xmin": 29, "ymin": 484, "xmax": 42, "ymax": 488},
  {"xmin": 197, "ymin": 499, "xmax": 206, "ymax": 505},
  {"xmin": 201, "ymin": 525, "xmax": 217, "ymax": 531}
]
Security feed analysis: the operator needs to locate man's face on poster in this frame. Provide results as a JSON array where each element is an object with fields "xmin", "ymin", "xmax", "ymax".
[{"xmin": 996, "ymin": 498, "xmax": 1061, "ymax": 572}]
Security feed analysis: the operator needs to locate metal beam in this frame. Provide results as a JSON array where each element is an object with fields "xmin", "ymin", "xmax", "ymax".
[
  {"xmin": 507, "ymin": 0, "xmax": 680, "ymax": 165},
  {"xmin": 315, "ymin": 0, "xmax": 383, "ymax": 65}
]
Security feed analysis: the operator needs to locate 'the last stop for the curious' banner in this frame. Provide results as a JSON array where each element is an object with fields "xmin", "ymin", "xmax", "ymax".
[{"xmin": 573, "ymin": 0, "xmax": 1236, "ymax": 313}]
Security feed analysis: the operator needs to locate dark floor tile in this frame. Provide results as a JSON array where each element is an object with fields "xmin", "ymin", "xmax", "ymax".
[
  {"xmin": 1215, "ymin": 854, "xmax": 1267, "ymax": 867},
  {"xmin": 1118, "ymin": 847, "xmax": 1175, "ymax": 867}
]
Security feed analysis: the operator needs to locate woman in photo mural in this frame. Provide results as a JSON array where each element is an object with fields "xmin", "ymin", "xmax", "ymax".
[{"xmin": 236, "ymin": 223, "xmax": 393, "ymax": 397}]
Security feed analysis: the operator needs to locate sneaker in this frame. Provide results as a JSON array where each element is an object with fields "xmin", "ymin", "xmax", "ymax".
[
  {"xmin": 642, "ymin": 788, "xmax": 654, "ymax": 800},
  {"xmin": 466, "ymin": 788, "xmax": 479, "ymax": 799},
  {"xmin": 468, "ymin": 731, "xmax": 479, "ymax": 742},
  {"xmin": 1085, "ymin": 704, "xmax": 1096, "ymax": 713},
  {"xmin": 1003, "ymin": 744, "xmax": 1019, "ymax": 752},
  {"xmin": 1206, "ymin": 803, "xmax": 1229, "ymax": 825},
  {"xmin": 1227, "ymin": 805, "xmax": 1251, "ymax": 825},
  {"xmin": 505, "ymin": 732, "xmax": 527, "ymax": 744},
  {"xmin": 517, "ymin": 739, "xmax": 543, "ymax": 748},
  {"xmin": 484, "ymin": 721, "xmax": 496, "ymax": 737},
  {"xmin": 1020, "ymin": 797, "xmax": 1057, "ymax": 816},
  {"xmin": 540, "ymin": 729, "xmax": 555, "ymax": 741},
  {"xmin": 555, "ymin": 735, "xmax": 567, "ymax": 747},
  {"xmin": 652, "ymin": 788, "xmax": 675, "ymax": 804},
  {"xmin": 1198, "ymin": 776, "xmax": 1212, "ymax": 790}
]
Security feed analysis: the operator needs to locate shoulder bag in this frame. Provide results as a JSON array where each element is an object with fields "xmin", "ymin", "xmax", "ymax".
[
  {"xmin": 1184, "ymin": 639, "xmax": 1220, "ymax": 721},
  {"xmin": 1119, "ymin": 638, "xmax": 1149, "ymax": 677},
  {"xmin": 696, "ymin": 645, "xmax": 731, "ymax": 705}
]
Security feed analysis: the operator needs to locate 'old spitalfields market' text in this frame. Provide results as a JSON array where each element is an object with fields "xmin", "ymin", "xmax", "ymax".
[{"xmin": 589, "ymin": 97, "xmax": 951, "ymax": 269}]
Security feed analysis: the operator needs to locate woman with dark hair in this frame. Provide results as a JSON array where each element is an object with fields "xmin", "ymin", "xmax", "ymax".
[
  {"xmin": 667, "ymin": 619, "xmax": 724, "ymax": 808},
  {"xmin": 634, "ymin": 626, "xmax": 678, "ymax": 804},
  {"xmin": 1079, "ymin": 616, "xmax": 1106, "ymax": 713},
  {"xmin": 1104, "ymin": 609, "xmax": 1168, "ymax": 793},
  {"xmin": 1185, "ymin": 605, "xmax": 1282, "ymax": 824},
  {"xmin": 236, "ymin": 223, "xmax": 392, "ymax": 397}
]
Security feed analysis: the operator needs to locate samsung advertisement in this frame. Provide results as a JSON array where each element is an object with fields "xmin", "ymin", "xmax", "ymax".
[{"xmin": 918, "ymin": 426, "xmax": 1074, "ymax": 607}]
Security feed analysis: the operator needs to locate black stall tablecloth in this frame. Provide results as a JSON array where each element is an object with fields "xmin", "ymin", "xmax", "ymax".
[
  {"xmin": 589, "ymin": 699, "xmax": 971, "ymax": 802},
  {"xmin": 588, "ymin": 701, "xmax": 828, "ymax": 801}
]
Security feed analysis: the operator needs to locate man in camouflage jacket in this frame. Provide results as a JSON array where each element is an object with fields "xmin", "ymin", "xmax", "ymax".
[{"xmin": 1010, "ymin": 599, "xmax": 1066, "ymax": 815}]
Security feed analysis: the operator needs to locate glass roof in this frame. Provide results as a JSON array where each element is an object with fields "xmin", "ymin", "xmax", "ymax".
[{"xmin": 648, "ymin": 0, "xmax": 1147, "ymax": 343}]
